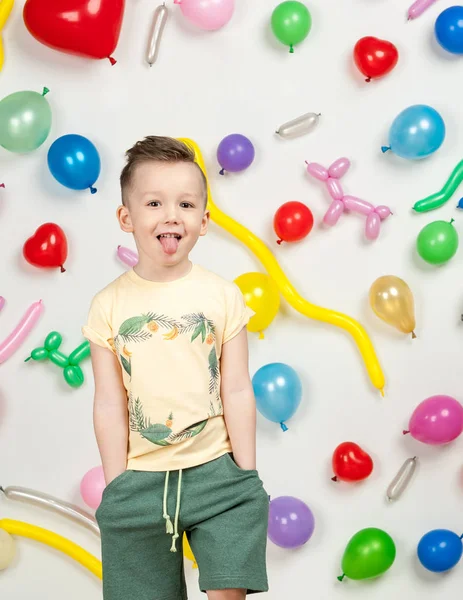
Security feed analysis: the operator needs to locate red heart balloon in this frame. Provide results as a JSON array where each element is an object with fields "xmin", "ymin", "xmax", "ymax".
[
  {"xmin": 23, "ymin": 223, "xmax": 68, "ymax": 273},
  {"xmin": 332, "ymin": 442, "xmax": 373, "ymax": 482},
  {"xmin": 353, "ymin": 36, "xmax": 399, "ymax": 82},
  {"xmin": 23, "ymin": 0, "xmax": 125, "ymax": 64}
]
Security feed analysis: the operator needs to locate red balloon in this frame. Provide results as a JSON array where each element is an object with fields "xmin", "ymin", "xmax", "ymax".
[
  {"xmin": 353, "ymin": 36, "xmax": 399, "ymax": 82},
  {"xmin": 23, "ymin": 0, "xmax": 125, "ymax": 64},
  {"xmin": 332, "ymin": 442, "xmax": 373, "ymax": 482},
  {"xmin": 274, "ymin": 201, "xmax": 314, "ymax": 245},
  {"xmin": 23, "ymin": 223, "xmax": 68, "ymax": 273}
]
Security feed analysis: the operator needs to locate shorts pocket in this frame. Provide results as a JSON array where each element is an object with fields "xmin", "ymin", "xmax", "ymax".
[
  {"xmin": 96, "ymin": 469, "xmax": 132, "ymax": 520},
  {"xmin": 226, "ymin": 453, "xmax": 258, "ymax": 475}
]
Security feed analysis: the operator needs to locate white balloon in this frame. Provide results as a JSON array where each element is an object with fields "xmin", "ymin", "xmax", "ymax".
[
  {"xmin": 146, "ymin": 3, "xmax": 168, "ymax": 67},
  {"xmin": 0, "ymin": 529, "xmax": 16, "ymax": 570},
  {"xmin": 276, "ymin": 112, "xmax": 321, "ymax": 139},
  {"xmin": 386, "ymin": 457, "xmax": 418, "ymax": 501}
]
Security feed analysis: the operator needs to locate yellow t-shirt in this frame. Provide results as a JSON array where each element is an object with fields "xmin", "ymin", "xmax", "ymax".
[{"xmin": 82, "ymin": 264, "xmax": 254, "ymax": 472}]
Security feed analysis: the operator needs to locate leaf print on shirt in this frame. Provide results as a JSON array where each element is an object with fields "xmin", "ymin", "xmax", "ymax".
[
  {"xmin": 141, "ymin": 419, "xmax": 208, "ymax": 446},
  {"xmin": 117, "ymin": 313, "xmax": 179, "ymax": 345},
  {"xmin": 128, "ymin": 394, "xmax": 151, "ymax": 432}
]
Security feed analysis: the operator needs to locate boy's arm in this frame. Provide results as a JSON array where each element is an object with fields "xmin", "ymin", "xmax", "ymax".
[
  {"xmin": 220, "ymin": 328, "xmax": 256, "ymax": 471},
  {"xmin": 90, "ymin": 342, "xmax": 129, "ymax": 485}
]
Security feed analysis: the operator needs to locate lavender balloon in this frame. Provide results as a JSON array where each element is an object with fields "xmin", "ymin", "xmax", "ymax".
[
  {"xmin": 268, "ymin": 496, "xmax": 315, "ymax": 549},
  {"xmin": 404, "ymin": 395, "xmax": 463, "ymax": 445},
  {"xmin": 217, "ymin": 134, "xmax": 255, "ymax": 175}
]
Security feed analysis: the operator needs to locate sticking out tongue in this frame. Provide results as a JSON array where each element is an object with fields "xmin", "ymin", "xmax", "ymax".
[{"xmin": 159, "ymin": 236, "xmax": 180, "ymax": 255}]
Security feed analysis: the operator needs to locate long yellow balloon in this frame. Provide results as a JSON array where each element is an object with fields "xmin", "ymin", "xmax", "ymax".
[
  {"xmin": 0, "ymin": 519, "xmax": 102, "ymax": 578},
  {"xmin": 180, "ymin": 138, "xmax": 386, "ymax": 394},
  {"xmin": 0, "ymin": 0, "xmax": 14, "ymax": 71}
]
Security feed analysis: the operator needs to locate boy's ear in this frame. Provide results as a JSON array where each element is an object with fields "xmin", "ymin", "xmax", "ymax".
[
  {"xmin": 200, "ymin": 210, "xmax": 210, "ymax": 237},
  {"xmin": 117, "ymin": 205, "xmax": 134, "ymax": 233}
]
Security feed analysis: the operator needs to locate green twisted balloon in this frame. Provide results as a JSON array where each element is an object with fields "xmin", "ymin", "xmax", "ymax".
[
  {"xmin": 413, "ymin": 159, "xmax": 463, "ymax": 213},
  {"xmin": 25, "ymin": 332, "xmax": 90, "ymax": 388}
]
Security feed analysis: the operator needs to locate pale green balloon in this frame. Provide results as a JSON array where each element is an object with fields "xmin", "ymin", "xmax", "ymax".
[{"xmin": 0, "ymin": 88, "xmax": 52, "ymax": 153}]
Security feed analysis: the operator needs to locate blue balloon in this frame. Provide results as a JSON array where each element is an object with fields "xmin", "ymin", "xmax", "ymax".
[
  {"xmin": 48, "ymin": 134, "xmax": 101, "ymax": 194},
  {"xmin": 417, "ymin": 529, "xmax": 463, "ymax": 573},
  {"xmin": 382, "ymin": 105, "xmax": 446, "ymax": 160},
  {"xmin": 252, "ymin": 363, "xmax": 302, "ymax": 432},
  {"xmin": 435, "ymin": 6, "xmax": 463, "ymax": 55}
]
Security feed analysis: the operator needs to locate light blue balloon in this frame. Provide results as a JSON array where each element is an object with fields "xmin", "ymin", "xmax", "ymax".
[
  {"xmin": 47, "ymin": 134, "xmax": 101, "ymax": 194},
  {"xmin": 382, "ymin": 105, "xmax": 446, "ymax": 160},
  {"xmin": 252, "ymin": 362, "xmax": 302, "ymax": 432}
]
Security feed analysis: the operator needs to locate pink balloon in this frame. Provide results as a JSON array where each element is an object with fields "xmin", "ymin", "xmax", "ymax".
[
  {"xmin": 328, "ymin": 157, "xmax": 350, "ymax": 179},
  {"xmin": 376, "ymin": 205, "xmax": 392, "ymax": 219},
  {"xmin": 117, "ymin": 245, "xmax": 138, "ymax": 268},
  {"xmin": 365, "ymin": 212, "xmax": 380, "ymax": 240},
  {"xmin": 0, "ymin": 297, "xmax": 5, "ymax": 312},
  {"xmin": 343, "ymin": 195, "xmax": 373, "ymax": 216},
  {"xmin": 326, "ymin": 178, "xmax": 343, "ymax": 200},
  {"xmin": 305, "ymin": 162, "xmax": 328, "ymax": 181},
  {"xmin": 324, "ymin": 200, "xmax": 344, "ymax": 226},
  {"xmin": 80, "ymin": 466, "xmax": 106, "ymax": 510},
  {"xmin": 405, "ymin": 395, "xmax": 463, "ymax": 445},
  {"xmin": 0, "ymin": 300, "xmax": 43, "ymax": 364},
  {"xmin": 174, "ymin": 0, "xmax": 234, "ymax": 31}
]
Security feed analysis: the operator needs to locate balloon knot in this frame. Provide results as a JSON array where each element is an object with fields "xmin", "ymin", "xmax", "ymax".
[
  {"xmin": 450, "ymin": 218, "xmax": 455, "ymax": 225},
  {"xmin": 173, "ymin": 0, "xmax": 182, "ymax": 3},
  {"xmin": 108, "ymin": 56, "xmax": 117, "ymax": 66},
  {"xmin": 90, "ymin": 186, "xmax": 97, "ymax": 194},
  {"xmin": 411, "ymin": 331, "xmax": 417, "ymax": 339},
  {"xmin": 0, "ymin": 183, "xmax": 4, "ymax": 188},
  {"xmin": 460, "ymin": 534, "xmax": 463, "ymax": 539},
  {"xmin": 258, "ymin": 331, "xmax": 264, "ymax": 340},
  {"xmin": 331, "ymin": 476, "xmax": 338, "ymax": 482},
  {"xmin": 42, "ymin": 87, "xmax": 50, "ymax": 96},
  {"xmin": 280, "ymin": 421, "xmax": 288, "ymax": 432},
  {"xmin": 24, "ymin": 356, "xmax": 32, "ymax": 362},
  {"xmin": 337, "ymin": 574, "xmax": 345, "ymax": 582},
  {"xmin": 60, "ymin": 266, "xmax": 66, "ymax": 273},
  {"xmin": 365, "ymin": 77, "xmax": 371, "ymax": 83},
  {"xmin": 402, "ymin": 430, "xmax": 410, "ymax": 435},
  {"xmin": 276, "ymin": 239, "xmax": 283, "ymax": 245},
  {"xmin": 457, "ymin": 198, "xmax": 463, "ymax": 209},
  {"xmin": 219, "ymin": 168, "xmax": 225, "ymax": 176},
  {"xmin": 381, "ymin": 146, "xmax": 391, "ymax": 154},
  {"xmin": 289, "ymin": 45, "xmax": 294, "ymax": 53}
]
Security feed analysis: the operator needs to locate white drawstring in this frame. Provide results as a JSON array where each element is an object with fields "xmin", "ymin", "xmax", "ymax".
[
  {"xmin": 163, "ymin": 471, "xmax": 174, "ymax": 534},
  {"xmin": 170, "ymin": 469, "xmax": 183, "ymax": 553}
]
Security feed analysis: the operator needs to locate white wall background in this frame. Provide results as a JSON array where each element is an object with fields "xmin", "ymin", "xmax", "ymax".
[{"xmin": 1, "ymin": 0, "xmax": 463, "ymax": 598}]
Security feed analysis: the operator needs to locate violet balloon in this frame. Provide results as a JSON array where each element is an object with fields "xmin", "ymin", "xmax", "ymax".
[
  {"xmin": 217, "ymin": 134, "xmax": 255, "ymax": 175},
  {"xmin": 268, "ymin": 496, "xmax": 315, "ymax": 549},
  {"xmin": 305, "ymin": 157, "xmax": 392, "ymax": 241},
  {"xmin": 404, "ymin": 395, "xmax": 463, "ymax": 445}
]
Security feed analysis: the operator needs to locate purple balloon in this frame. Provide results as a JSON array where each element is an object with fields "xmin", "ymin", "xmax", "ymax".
[
  {"xmin": 268, "ymin": 496, "xmax": 315, "ymax": 549},
  {"xmin": 217, "ymin": 134, "xmax": 255, "ymax": 175}
]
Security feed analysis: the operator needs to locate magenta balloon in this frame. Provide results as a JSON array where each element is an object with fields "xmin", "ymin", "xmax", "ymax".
[
  {"xmin": 268, "ymin": 496, "xmax": 315, "ymax": 549},
  {"xmin": 408, "ymin": 395, "xmax": 463, "ymax": 445}
]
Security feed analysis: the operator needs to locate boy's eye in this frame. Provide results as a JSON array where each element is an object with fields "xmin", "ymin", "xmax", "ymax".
[
  {"xmin": 180, "ymin": 202, "xmax": 194, "ymax": 209},
  {"xmin": 147, "ymin": 201, "xmax": 160, "ymax": 207}
]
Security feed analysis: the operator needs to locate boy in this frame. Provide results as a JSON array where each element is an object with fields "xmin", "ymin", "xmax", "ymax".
[{"xmin": 82, "ymin": 136, "xmax": 269, "ymax": 600}]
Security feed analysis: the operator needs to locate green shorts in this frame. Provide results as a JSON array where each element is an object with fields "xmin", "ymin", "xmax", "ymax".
[{"xmin": 96, "ymin": 453, "xmax": 269, "ymax": 599}]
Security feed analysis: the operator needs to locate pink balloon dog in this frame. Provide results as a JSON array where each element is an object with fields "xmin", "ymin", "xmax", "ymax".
[
  {"xmin": 403, "ymin": 395, "xmax": 463, "ymax": 445},
  {"xmin": 305, "ymin": 158, "xmax": 392, "ymax": 240}
]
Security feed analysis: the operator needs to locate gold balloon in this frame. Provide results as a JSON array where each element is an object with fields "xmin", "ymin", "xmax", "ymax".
[
  {"xmin": 369, "ymin": 276, "xmax": 416, "ymax": 338},
  {"xmin": 0, "ymin": 529, "xmax": 16, "ymax": 570},
  {"xmin": 234, "ymin": 272, "xmax": 280, "ymax": 339}
]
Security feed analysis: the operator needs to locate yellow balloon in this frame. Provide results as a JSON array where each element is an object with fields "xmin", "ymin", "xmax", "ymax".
[
  {"xmin": 179, "ymin": 138, "xmax": 386, "ymax": 394},
  {"xmin": 369, "ymin": 276, "xmax": 416, "ymax": 338},
  {"xmin": 234, "ymin": 272, "xmax": 280, "ymax": 339},
  {"xmin": 183, "ymin": 532, "xmax": 197, "ymax": 569},
  {"xmin": 0, "ymin": 529, "xmax": 16, "ymax": 570},
  {"xmin": 0, "ymin": 0, "xmax": 14, "ymax": 71},
  {"xmin": 0, "ymin": 519, "xmax": 102, "ymax": 578}
]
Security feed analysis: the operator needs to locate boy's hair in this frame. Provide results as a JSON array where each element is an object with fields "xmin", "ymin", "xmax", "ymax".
[{"xmin": 120, "ymin": 136, "xmax": 208, "ymax": 206}]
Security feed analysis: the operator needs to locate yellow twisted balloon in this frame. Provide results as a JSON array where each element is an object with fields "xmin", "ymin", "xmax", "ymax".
[
  {"xmin": 0, "ymin": 0, "xmax": 14, "ymax": 71},
  {"xmin": 180, "ymin": 138, "xmax": 386, "ymax": 394},
  {"xmin": 0, "ymin": 519, "xmax": 102, "ymax": 578}
]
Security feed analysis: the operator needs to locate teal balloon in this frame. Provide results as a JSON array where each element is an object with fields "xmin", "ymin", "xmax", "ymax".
[
  {"xmin": 0, "ymin": 88, "xmax": 52, "ymax": 153},
  {"xmin": 339, "ymin": 528, "xmax": 396, "ymax": 582}
]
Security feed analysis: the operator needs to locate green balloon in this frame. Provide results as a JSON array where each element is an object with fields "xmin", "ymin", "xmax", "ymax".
[
  {"xmin": 417, "ymin": 219, "xmax": 459, "ymax": 265},
  {"xmin": 49, "ymin": 350, "xmax": 69, "ymax": 369},
  {"xmin": 0, "ymin": 88, "xmax": 51, "ymax": 153},
  {"xmin": 45, "ymin": 331, "xmax": 62, "ymax": 351},
  {"xmin": 30, "ymin": 348, "xmax": 49, "ymax": 361},
  {"xmin": 64, "ymin": 365, "xmax": 85, "ymax": 388},
  {"xmin": 338, "ymin": 528, "xmax": 396, "ymax": 582},
  {"xmin": 68, "ymin": 341, "xmax": 91, "ymax": 366},
  {"xmin": 271, "ymin": 1, "xmax": 312, "ymax": 53}
]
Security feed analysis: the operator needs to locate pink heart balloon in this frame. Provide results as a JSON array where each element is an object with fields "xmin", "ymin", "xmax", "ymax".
[{"xmin": 404, "ymin": 395, "xmax": 463, "ymax": 445}]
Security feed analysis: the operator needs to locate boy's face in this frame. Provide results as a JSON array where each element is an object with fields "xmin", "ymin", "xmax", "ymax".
[{"xmin": 117, "ymin": 161, "xmax": 209, "ymax": 268}]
